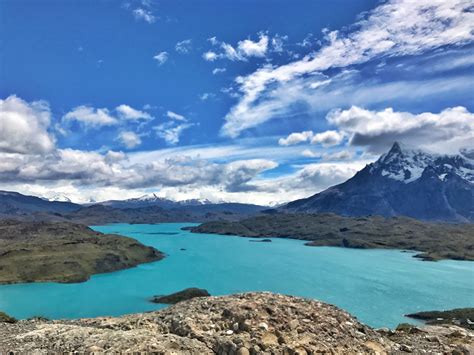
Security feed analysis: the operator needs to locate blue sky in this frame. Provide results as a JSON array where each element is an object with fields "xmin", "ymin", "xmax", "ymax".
[{"xmin": 0, "ymin": 0, "xmax": 473, "ymax": 204}]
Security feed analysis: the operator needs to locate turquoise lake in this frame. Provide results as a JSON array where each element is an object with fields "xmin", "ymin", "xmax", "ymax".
[{"xmin": 0, "ymin": 223, "xmax": 473, "ymax": 328}]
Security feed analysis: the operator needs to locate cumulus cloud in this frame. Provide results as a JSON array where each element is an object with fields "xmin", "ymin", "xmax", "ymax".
[
  {"xmin": 278, "ymin": 130, "xmax": 344, "ymax": 147},
  {"xmin": 203, "ymin": 51, "xmax": 218, "ymax": 61},
  {"xmin": 0, "ymin": 95, "xmax": 55, "ymax": 154},
  {"xmin": 175, "ymin": 39, "xmax": 192, "ymax": 54},
  {"xmin": 0, "ymin": 146, "xmax": 281, "ymax": 198},
  {"xmin": 132, "ymin": 8, "xmax": 156, "ymax": 23},
  {"xmin": 63, "ymin": 105, "xmax": 118, "ymax": 128},
  {"xmin": 118, "ymin": 131, "xmax": 142, "ymax": 149},
  {"xmin": 311, "ymin": 130, "xmax": 345, "ymax": 147},
  {"xmin": 278, "ymin": 131, "xmax": 313, "ymax": 146},
  {"xmin": 325, "ymin": 105, "xmax": 474, "ymax": 154},
  {"xmin": 237, "ymin": 35, "xmax": 269, "ymax": 58},
  {"xmin": 221, "ymin": 0, "xmax": 474, "ymax": 137},
  {"xmin": 153, "ymin": 51, "xmax": 168, "ymax": 65},
  {"xmin": 116, "ymin": 104, "xmax": 152, "ymax": 120}
]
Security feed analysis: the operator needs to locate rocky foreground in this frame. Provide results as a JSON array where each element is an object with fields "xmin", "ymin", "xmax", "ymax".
[{"xmin": 1, "ymin": 293, "xmax": 473, "ymax": 354}]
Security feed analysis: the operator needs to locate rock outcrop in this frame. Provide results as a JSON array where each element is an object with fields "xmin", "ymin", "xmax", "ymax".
[
  {"xmin": 151, "ymin": 288, "xmax": 211, "ymax": 304},
  {"xmin": 1, "ymin": 292, "xmax": 472, "ymax": 354}
]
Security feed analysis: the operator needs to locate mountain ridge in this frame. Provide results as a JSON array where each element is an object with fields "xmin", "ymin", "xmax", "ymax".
[{"xmin": 281, "ymin": 142, "xmax": 474, "ymax": 222}]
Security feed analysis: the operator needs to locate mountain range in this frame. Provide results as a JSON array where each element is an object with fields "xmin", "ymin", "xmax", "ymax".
[
  {"xmin": 1, "ymin": 142, "xmax": 473, "ymax": 223},
  {"xmin": 0, "ymin": 190, "xmax": 266, "ymax": 223},
  {"xmin": 281, "ymin": 142, "xmax": 474, "ymax": 222}
]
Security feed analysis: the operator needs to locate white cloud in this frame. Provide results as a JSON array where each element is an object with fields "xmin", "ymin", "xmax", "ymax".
[
  {"xmin": 203, "ymin": 51, "xmax": 218, "ymax": 61},
  {"xmin": 116, "ymin": 104, "xmax": 152, "ymax": 120},
  {"xmin": 175, "ymin": 39, "xmax": 192, "ymax": 54},
  {"xmin": 221, "ymin": 0, "xmax": 474, "ymax": 137},
  {"xmin": 278, "ymin": 131, "xmax": 313, "ymax": 146},
  {"xmin": 208, "ymin": 36, "xmax": 219, "ymax": 46},
  {"xmin": 311, "ymin": 130, "xmax": 345, "ymax": 147},
  {"xmin": 199, "ymin": 93, "xmax": 215, "ymax": 101},
  {"xmin": 237, "ymin": 34, "xmax": 269, "ymax": 58},
  {"xmin": 154, "ymin": 122, "xmax": 192, "ymax": 145},
  {"xmin": 118, "ymin": 131, "xmax": 142, "ymax": 149},
  {"xmin": 153, "ymin": 51, "xmax": 168, "ymax": 65},
  {"xmin": 0, "ymin": 95, "xmax": 55, "ymax": 154},
  {"xmin": 132, "ymin": 8, "xmax": 156, "ymax": 23},
  {"xmin": 322, "ymin": 150, "xmax": 354, "ymax": 161},
  {"xmin": 326, "ymin": 105, "xmax": 474, "ymax": 154},
  {"xmin": 203, "ymin": 34, "xmax": 272, "ymax": 62},
  {"xmin": 221, "ymin": 43, "xmax": 245, "ymax": 61},
  {"xmin": 166, "ymin": 110, "xmax": 186, "ymax": 121},
  {"xmin": 278, "ymin": 130, "xmax": 344, "ymax": 147},
  {"xmin": 212, "ymin": 67, "xmax": 226, "ymax": 75},
  {"xmin": 271, "ymin": 34, "xmax": 288, "ymax": 53},
  {"xmin": 63, "ymin": 105, "xmax": 118, "ymax": 128},
  {"xmin": 301, "ymin": 149, "xmax": 321, "ymax": 158}
]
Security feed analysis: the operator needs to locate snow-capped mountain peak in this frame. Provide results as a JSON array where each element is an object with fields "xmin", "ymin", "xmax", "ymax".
[
  {"xmin": 371, "ymin": 142, "xmax": 474, "ymax": 184},
  {"xmin": 48, "ymin": 194, "xmax": 73, "ymax": 203}
]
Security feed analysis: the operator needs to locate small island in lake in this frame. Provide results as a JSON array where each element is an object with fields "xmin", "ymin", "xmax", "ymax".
[
  {"xmin": 0, "ymin": 220, "xmax": 164, "ymax": 284},
  {"xmin": 151, "ymin": 287, "xmax": 210, "ymax": 304}
]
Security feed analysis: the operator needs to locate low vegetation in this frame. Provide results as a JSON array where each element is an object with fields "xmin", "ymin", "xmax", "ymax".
[
  {"xmin": 0, "ymin": 220, "xmax": 164, "ymax": 284},
  {"xmin": 189, "ymin": 213, "xmax": 474, "ymax": 261},
  {"xmin": 406, "ymin": 308, "xmax": 474, "ymax": 330},
  {"xmin": 0, "ymin": 312, "xmax": 16, "ymax": 324}
]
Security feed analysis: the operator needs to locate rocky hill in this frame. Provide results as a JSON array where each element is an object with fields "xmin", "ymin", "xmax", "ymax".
[
  {"xmin": 0, "ymin": 292, "xmax": 472, "ymax": 353},
  {"xmin": 0, "ymin": 220, "xmax": 164, "ymax": 284},
  {"xmin": 0, "ymin": 191, "xmax": 81, "ymax": 216},
  {"xmin": 282, "ymin": 142, "xmax": 474, "ymax": 222}
]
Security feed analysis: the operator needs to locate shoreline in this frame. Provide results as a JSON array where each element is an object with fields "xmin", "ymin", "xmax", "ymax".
[
  {"xmin": 187, "ymin": 214, "xmax": 474, "ymax": 262},
  {"xmin": 1, "ymin": 292, "xmax": 472, "ymax": 353}
]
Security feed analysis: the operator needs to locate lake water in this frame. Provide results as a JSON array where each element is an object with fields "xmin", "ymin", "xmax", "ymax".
[{"xmin": 0, "ymin": 223, "xmax": 473, "ymax": 328}]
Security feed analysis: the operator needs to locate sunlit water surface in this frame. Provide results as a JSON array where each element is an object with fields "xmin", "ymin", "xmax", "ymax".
[{"xmin": 0, "ymin": 223, "xmax": 472, "ymax": 328}]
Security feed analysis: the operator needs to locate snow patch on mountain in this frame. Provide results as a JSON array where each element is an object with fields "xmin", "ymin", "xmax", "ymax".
[{"xmin": 371, "ymin": 142, "xmax": 474, "ymax": 184}]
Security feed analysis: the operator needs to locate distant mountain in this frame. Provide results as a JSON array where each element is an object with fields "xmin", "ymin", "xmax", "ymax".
[
  {"xmin": 0, "ymin": 190, "xmax": 266, "ymax": 223},
  {"xmin": 0, "ymin": 190, "xmax": 81, "ymax": 216},
  {"xmin": 281, "ymin": 142, "xmax": 474, "ymax": 222},
  {"xmin": 98, "ymin": 193, "xmax": 212, "ymax": 209},
  {"xmin": 59, "ymin": 203, "xmax": 267, "ymax": 225},
  {"xmin": 47, "ymin": 194, "xmax": 73, "ymax": 203}
]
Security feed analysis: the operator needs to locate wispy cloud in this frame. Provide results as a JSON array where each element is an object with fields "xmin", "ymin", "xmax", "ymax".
[
  {"xmin": 175, "ymin": 39, "xmax": 192, "ymax": 54},
  {"xmin": 153, "ymin": 51, "xmax": 168, "ymax": 65},
  {"xmin": 221, "ymin": 0, "xmax": 474, "ymax": 137},
  {"xmin": 212, "ymin": 67, "xmax": 226, "ymax": 75},
  {"xmin": 166, "ymin": 110, "xmax": 186, "ymax": 121},
  {"xmin": 132, "ymin": 8, "xmax": 156, "ymax": 23},
  {"xmin": 203, "ymin": 34, "xmax": 270, "ymax": 62}
]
